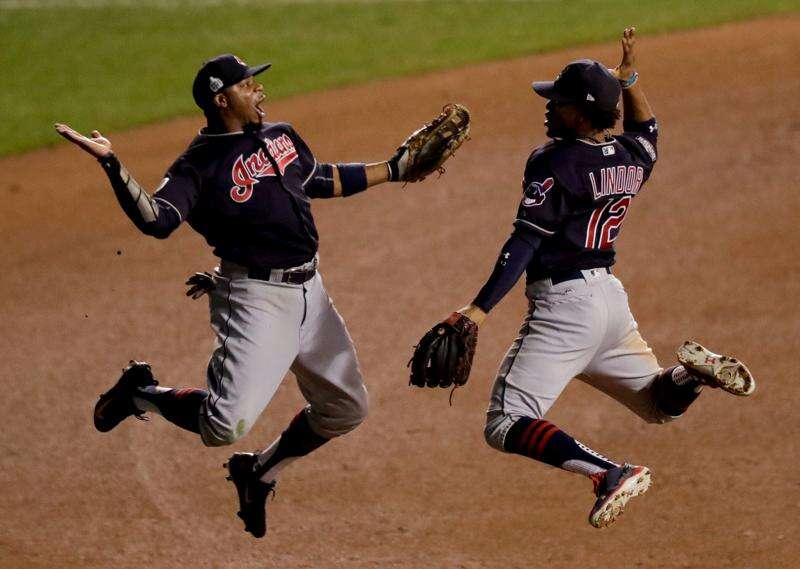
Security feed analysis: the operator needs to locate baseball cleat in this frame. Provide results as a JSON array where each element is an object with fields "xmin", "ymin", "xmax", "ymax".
[
  {"xmin": 677, "ymin": 341, "xmax": 756, "ymax": 396},
  {"xmin": 94, "ymin": 360, "xmax": 157, "ymax": 432},
  {"xmin": 588, "ymin": 464, "xmax": 651, "ymax": 528},
  {"xmin": 224, "ymin": 452, "xmax": 276, "ymax": 539}
]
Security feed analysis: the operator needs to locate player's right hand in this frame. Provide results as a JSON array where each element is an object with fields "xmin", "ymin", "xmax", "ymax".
[
  {"xmin": 54, "ymin": 123, "xmax": 113, "ymax": 158},
  {"xmin": 611, "ymin": 27, "xmax": 637, "ymax": 81}
]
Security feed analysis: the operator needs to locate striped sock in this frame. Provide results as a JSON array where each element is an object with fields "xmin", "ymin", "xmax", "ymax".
[
  {"xmin": 133, "ymin": 386, "xmax": 207, "ymax": 434},
  {"xmin": 504, "ymin": 417, "xmax": 617, "ymax": 476}
]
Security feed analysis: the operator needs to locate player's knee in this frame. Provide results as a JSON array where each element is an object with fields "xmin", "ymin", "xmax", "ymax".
[
  {"xmin": 308, "ymin": 386, "xmax": 369, "ymax": 438},
  {"xmin": 484, "ymin": 412, "xmax": 517, "ymax": 452},
  {"xmin": 345, "ymin": 386, "xmax": 370, "ymax": 430},
  {"xmin": 351, "ymin": 387, "xmax": 369, "ymax": 425},
  {"xmin": 198, "ymin": 413, "xmax": 252, "ymax": 447}
]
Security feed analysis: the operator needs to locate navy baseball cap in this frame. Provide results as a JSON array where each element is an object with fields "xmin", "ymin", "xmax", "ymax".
[
  {"xmin": 532, "ymin": 59, "xmax": 621, "ymax": 113},
  {"xmin": 192, "ymin": 54, "xmax": 271, "ymax": 110}
]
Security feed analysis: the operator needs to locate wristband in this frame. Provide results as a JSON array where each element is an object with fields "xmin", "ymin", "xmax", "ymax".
[
  {"xmin": 387, "ymin": 159, "xmax": 399, "ymax": 182},
  {"xmin": 620, "ymin": 71, "xmax": 639, "ymax": 90},
  {"xmin": 337, "ymin": 163, "xmax": 368, "ymax": 196}
]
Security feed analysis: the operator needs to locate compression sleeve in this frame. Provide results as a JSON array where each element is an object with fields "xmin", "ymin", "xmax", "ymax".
[
  {"xmin": 472, "ymin": 228, "xmax": 541, "ymax": 313},
  {"xmin": 98, "ymin": 153, "xmax": 181, "ymax": 239},
  {"xmin": 304, "ymin": 162, "xmax": 336, "ymax": 199}
]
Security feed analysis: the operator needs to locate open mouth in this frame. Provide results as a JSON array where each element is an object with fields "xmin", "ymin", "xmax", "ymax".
[{"xmin": 254, "ymin": 95, "xmax": 265, "ymax": 118}]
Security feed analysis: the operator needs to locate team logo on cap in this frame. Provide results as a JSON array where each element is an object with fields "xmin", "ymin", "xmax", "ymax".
[
  {"xmin": 522, "ymin": 177, "xmax": 554, "ymax": 207},
  {"xmin": 209, "ymin": 76, "xmax": 223, "ymax": 93}
]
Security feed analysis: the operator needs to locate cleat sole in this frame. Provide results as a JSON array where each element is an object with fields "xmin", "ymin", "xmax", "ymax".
[
  {"xmin": 677, "ymin": 341, "xmax": 756, "ymax": 396},
  {"xmin": 589, "ymin": 467, "xmax": 651, "ymax": 529}
]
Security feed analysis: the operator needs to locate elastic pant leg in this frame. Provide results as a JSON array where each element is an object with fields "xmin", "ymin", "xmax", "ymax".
[{"xmin": 652, "ymin": 365, "xmax": 704, "ymax": 417}]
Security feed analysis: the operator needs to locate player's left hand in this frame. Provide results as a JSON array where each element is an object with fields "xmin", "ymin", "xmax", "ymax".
[
  {"xmin": 457, "ymin": 303, "xmax": 487, "ymax": 326},
  {"xmin": 185, "ymin": 271, "xmax": 216, "ymax": 299},
  {"xmin": 387, "ymin": 103, "xmax": 471, "ymax": 183},
  {"xmin": 409, "ymin": 312, "xmax": 479, "ymax": 389},
  {"xmin": 610, "ymin": 27, "xmax": 637, "ymax": 81},
  {"xmin": 54, "ymin": 123, "xmax": 113, "ymax": 158}
]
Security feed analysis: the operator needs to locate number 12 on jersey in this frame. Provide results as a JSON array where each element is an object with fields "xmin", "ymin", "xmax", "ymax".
[{"xmin": 585, "ymin": 196, "xmax": 631, "ymax": 250}]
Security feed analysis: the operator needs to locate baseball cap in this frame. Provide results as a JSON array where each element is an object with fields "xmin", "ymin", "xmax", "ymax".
[
  {"xmin": 192, "ymin": 54, "xmax": 271, "ymax": 110},
  {"xmin": 532, "ymin": 59, "xmax": 621, "ymax": 113}
]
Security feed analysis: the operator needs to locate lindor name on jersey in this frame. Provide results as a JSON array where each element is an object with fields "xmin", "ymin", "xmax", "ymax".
[
  {"xmin": 230, "ymin": 134, "xmax": 299, "ymax": 203},
  {"xmin": 588, "ymin": 165, "xmax": 645, "ymax": 200}
]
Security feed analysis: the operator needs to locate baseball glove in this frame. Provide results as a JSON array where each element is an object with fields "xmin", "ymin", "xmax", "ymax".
[
  {"xmin": 409, "ymin": 312, "xmax": 478, "ymax": 388},
  {"xmin": 388, "ymin": 103, "xmax": 470, "ymax": 183}
]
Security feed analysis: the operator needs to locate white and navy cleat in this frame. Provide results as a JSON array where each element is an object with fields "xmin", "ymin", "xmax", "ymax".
[
  {"xmin": 588, "ymin": 464, "xmax": 651, "ymax": 528},
  {"xmin": 677, "ymin": 340, "xmax": 756, "ymax": 397}
]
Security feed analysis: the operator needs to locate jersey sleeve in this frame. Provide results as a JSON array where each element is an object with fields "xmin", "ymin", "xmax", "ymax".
[
  {"xmin": 284, "ymin": 125, "xmax": 318, "ymax": 188},
  {"xmin": 513, "ymin": 155, "xmax": 567, "ymax": 237},
  {"xmin": 621, "ymin": 117, "xmax": 659, "ymax": 166},
  {"xmin": 153, "ymin": 156, "xmax": 201, "ymax": 222}
]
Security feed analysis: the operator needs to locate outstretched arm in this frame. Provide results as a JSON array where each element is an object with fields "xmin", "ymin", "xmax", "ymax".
[
  {"xmin": 54, "ymin": 123, "xmax": 182, "ymax": 238},
  {"xmin": 304, "ymin": 161, "xmax": 390, "ymax": 198},
  {"xmin": 456, "ymin": 229, "xmax": 542, "ymax": 326},
  {"xmin": 609, "ymin": 27, "xmax": 654, "ymax": 124},
  {"xmin": 306, "ymin": 104, "xmax": 469, "ymax": 198}
]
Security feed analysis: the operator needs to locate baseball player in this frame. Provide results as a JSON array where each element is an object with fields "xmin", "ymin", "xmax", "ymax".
[
  {"xmin": 453, "ymin": 28, "xmax": 756, "ymax": 527},
  {"xmin": 54, "ymin": 54, "xmax": 456, "ymax": 538}
]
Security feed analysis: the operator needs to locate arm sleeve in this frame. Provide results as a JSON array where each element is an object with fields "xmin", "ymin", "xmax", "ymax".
[
  {"xmin": 472, "ymin": 227, "xmax": 541, "ymax": 313},
  {"xmin": 98, "ymin": 153, "xmax": 197, "ymax": 239},
  {"xmin": 304, "ymin": 162, "xmax": 336, "ymax": 199},
  {"xmin": 621, "ymin": 117, "xmax": 658, "ymax": 165}
]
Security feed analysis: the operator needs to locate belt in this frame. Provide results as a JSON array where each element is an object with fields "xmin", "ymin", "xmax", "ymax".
[
  {"xmin": 219, "ymin": 257, "xmax": 318, "ymax": 285},
  {"xmin": 549, "ymin": 267, "xmax": 611, "ymax": 285},
  {"xmin": 247, "ymin": 265, "xmax": 316, "ymax": 284}
]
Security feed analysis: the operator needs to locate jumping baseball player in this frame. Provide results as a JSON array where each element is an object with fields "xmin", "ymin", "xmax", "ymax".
[
  {"xmin": 449, "ymin": 28, "xmax": 757, "ymax": 527},
  {"xmin": 55, "ymin": 54, "xmax": 468, "ymax": 538}
]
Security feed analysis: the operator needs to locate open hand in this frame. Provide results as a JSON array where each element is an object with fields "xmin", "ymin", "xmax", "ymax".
[
  {"xmin": 610, "ymin": 27, "xmax": 637, "ymax": 81},
  {"xmin": 54, "ymin": 123, "xmax": 113, "ymax": 158}
]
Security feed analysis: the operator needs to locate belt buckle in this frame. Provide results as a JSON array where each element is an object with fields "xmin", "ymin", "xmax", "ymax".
[{"xmin": 283, "ymin": 269, "xmax": 310, "ymax": 284}]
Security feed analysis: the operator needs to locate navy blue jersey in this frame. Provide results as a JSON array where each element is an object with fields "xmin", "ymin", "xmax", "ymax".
[
  {"xmin": 153, "ymin": 122, "xmax": 320, "ymax": 269},
  {"xmin": 515, "ymin": 118, "xmax": 658, "ymax": 280}
]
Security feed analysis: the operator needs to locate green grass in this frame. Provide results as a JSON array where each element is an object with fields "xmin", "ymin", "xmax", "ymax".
[{"xmin": 1, "ymin": 0, "xmax": 798, "ymax": 156}]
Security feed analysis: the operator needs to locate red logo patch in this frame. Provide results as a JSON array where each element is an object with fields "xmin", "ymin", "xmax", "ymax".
[{"xmin": 522, "ymin": 177, "xmax": 554, "ymax": 207}]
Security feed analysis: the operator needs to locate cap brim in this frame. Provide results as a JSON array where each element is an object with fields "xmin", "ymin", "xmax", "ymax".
[
  {"xmin": 531, "ymin": 80, "xmax": 556, "ymax": 99},
  {"xmin": 245, "ymin": 63, "xmax": 271, "ymax": 78}
]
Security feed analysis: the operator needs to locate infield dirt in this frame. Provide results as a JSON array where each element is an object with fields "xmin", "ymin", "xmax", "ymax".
[{"xmin": 2, "ymin": 16, "xmax": 799, "ymax": 569}]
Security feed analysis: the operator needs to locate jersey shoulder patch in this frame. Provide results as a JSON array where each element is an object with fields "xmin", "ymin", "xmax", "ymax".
[{"xmin": 522, "ymin": 177, "xmax": 555, "ymax": 207}]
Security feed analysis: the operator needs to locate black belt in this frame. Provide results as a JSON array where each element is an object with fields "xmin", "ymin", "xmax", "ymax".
[
  {"xmin": 247, "ymin": 266, "xmax": 316, "ymax": 284},
  {"xmin": 549, "ymin": 267, "xmax": 611, "ymax": 285}
]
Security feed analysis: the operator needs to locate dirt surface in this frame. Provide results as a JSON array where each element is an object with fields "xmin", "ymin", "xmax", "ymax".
[{"xmin": 2, "ymin": 17, "xmax": 799, "ymax": 569}]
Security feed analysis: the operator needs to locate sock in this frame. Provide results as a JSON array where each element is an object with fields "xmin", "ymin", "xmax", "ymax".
[
  {"xmin": 133, "ymin": 386, "xmax": 208, "ymax": 434},
  {"xmin": 504, "ymin": 417, "xmax": 618, "ymax": 477},
  {"xmin": 255, "ymin": 409, "xmax": 330, "ymax": 483},
  {"xmin": 653, "ymin": 365, "xmax": 703, "ymax": 417}
]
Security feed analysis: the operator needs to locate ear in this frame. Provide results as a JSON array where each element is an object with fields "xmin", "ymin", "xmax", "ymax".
[{"xmin": 213, "ymin": 92, "xmax": 228, "ymax": 110}]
